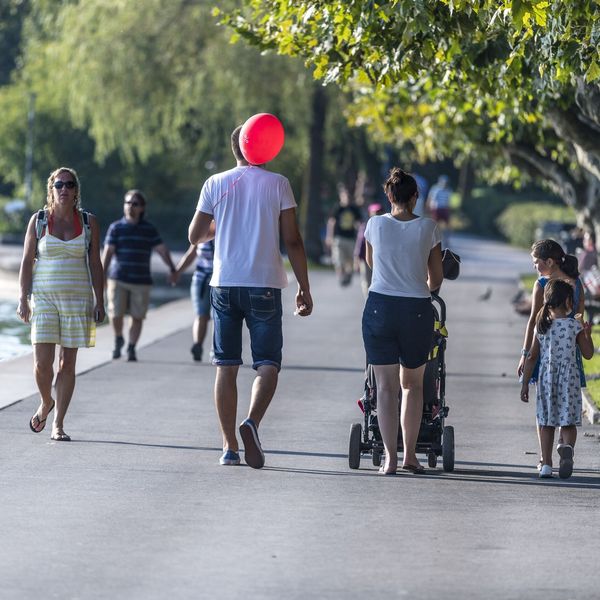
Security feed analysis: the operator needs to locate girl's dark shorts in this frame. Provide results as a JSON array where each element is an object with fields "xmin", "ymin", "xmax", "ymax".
[{"xmin": 362, "ymin": 292, "xmax": 434, "ymax": 368}]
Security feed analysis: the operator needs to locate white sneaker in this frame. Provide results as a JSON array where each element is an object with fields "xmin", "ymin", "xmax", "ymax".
[{"xmin": 539, "ymin": 464, "xmax": 553, "ymax": 478}]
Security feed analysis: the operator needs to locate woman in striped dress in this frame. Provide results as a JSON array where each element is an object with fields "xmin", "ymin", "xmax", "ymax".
[{"xmin": 17, "ymin": 167, "xmax": 105, "ymax": 441}]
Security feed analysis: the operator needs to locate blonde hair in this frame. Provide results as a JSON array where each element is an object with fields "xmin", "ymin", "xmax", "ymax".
[{"xmin": 44, "ymin": 167, "xmax": 81, "ymax": 212}]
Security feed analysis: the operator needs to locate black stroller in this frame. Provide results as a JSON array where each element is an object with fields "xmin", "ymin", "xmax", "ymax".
[{"xmin": 348, "ymin": 292, "xmax": 455, "ymax": 472}]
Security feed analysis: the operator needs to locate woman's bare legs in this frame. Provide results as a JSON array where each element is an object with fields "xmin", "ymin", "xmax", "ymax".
[
  {"xmin": 31, "ymin": 343, "xmax": 56, "ymax": 429},
  {"xmin": 372, "ymin": 364, "xmax": 401, "ymax": 474},
  {"xmin": 400, "ymin": 364, "xmax": 427, "ymax": 468},
  {"xmin": 52, "ymin": 346, "xmax": 78, "ymax": 438}
]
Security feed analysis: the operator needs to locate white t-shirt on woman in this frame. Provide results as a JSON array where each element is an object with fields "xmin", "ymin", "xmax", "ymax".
[{"xmin": 364, "ymin": 214, "xmax": 441, "ymax": 298}]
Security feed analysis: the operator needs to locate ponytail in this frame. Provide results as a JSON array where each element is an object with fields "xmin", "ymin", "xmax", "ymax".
[
  {"xmin": 561, "ymin": 254, "xmax": 579, "ymax": 279},
  {"xmin": 536, "ymin": 278, "xmax": 574, "ymax": 335},
  {"xmin": 535, "ymin": 304, "xmax": 553, "ymax": 335}
]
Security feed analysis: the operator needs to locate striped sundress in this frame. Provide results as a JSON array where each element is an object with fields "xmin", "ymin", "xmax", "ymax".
[{"xmin": 30, "ymin": 231, "xmax": 96, "ymax": 347}]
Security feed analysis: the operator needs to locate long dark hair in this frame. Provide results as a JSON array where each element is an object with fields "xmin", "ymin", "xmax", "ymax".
[
  {"xmin": 383, "ymin": 167, "xmax": 417, "ymax": 206},
  {"xmin": 531, "ymin": 239, "xmax": 579, "ymax": 279},
  {"xmin": 535, "ymin": 278, "xmax": 574, "ymax": 335}
]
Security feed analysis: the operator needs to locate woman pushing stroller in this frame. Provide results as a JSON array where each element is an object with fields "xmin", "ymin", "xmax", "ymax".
[{"xmin": 362, "ymin": 168, "xmax": 443, "ymax": 475}]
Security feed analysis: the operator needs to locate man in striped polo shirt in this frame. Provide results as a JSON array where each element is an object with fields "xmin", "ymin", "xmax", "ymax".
[{"xmin": 102, "ymin": 189, "xmax": 177, "ymax": 361}]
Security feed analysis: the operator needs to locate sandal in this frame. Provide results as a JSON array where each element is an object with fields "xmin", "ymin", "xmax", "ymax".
[
  {"xmin": 29, "ymin": 401, "xmax": 55, "ymax": 433},
  {"xmin": 378, "ymin": 466, "xmax": 397, "ymax": 476},
  {"xmin": 50, "ymin": 430, "xmax": 71, "ymax": 442},
  {"xmin": 402, "ymin": 463, "xmax": 426, "ymax": 474}
]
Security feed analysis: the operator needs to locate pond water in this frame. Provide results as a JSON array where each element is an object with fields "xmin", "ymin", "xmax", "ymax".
[{"xmin": 0, "ymin": 300, "xmax": 31, "ymax": 361}]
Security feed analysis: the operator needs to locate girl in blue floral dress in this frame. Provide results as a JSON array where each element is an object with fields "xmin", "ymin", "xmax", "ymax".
[{"xmin": 520, "ymin": 279, "xmax": 594, "ymax": 479}]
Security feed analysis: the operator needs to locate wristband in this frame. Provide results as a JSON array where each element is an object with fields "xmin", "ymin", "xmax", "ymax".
[{"xmin": 521, "ymin": 349, "xmax": 530, "ymax": 357}]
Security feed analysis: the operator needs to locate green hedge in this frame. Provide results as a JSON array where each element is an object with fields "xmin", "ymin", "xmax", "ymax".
[{"xmin": 496, "ymin": 202, "xmax": 577, "ymax": 248}]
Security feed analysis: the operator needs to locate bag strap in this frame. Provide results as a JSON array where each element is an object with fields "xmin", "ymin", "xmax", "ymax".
[
  {"xmin": 80, "ymin": 210, "xmax": 92, "ymax": 251},
  {"xmin": 34, "ymin": 209, "xmax": 48, "ymax": 258}
]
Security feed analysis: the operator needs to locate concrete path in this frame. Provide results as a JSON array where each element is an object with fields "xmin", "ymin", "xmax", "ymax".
[{"xmin": 1, "ymin": 235, "xmax": 599, "ymax": 600}]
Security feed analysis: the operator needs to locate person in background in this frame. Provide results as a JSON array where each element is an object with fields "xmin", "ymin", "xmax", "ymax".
[
  {"xmin": 188, "ymin": 125, "xmax": 313, "ymax": 469},
  {"xmin": 173, "ymin": 240, "xmax": 214, "ymax": 362},
  {"xmin": 325, "ymin": 185, "xmax": 362, "ymax": 286},
  {"xmin": 17, "ymin": 167, "xmax": 104, "ymax": 442},
  {"xmin": 426, "ymin": 175, "xmax": 452, "ymax": 245},
  {"xmin": 354, "ymin": 203, "xmax": 385, "ymax": 298},
  {"xmin": 362, "ymin": 167, "xmax": 443, "ymax": 475},
  {"xmin": 577, "ymin": 230, "xmax": 597, "ymax": 273},
  {"xmin": 412, "ymin": 172, "xmax": 429, "ymax": 217},
  {"xmin": 102, "ymin": 190, "xmax": 177, "ymax": 362}
]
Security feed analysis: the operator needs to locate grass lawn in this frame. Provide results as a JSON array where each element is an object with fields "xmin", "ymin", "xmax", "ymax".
[{"xmin": 583, "ymin": 325, "xmax": 600, "ymax": 410}]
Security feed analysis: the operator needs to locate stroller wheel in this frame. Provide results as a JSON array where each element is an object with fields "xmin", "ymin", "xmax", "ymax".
[
  {"xmin": 372, "ymin": 449, "xmax": 382, "ymax": 467},
  {"xmin": 348, "ymin": 423, "xmax": 362, "ymax": 469},
  {"xmin": 427, "ymin": 451, "xmax": 437, "ymax": 469},
  {"xmin": 442, "ymin": 425, "xmax": 455, "ymax": 472}
]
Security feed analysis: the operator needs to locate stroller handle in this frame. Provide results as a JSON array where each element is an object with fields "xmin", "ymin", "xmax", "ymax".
[{"xmin": 431, "ymin": 291, "xmax": 446, "ymax": 325}]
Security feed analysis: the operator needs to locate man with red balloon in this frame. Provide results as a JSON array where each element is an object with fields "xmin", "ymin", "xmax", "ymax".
[{"xmin": 188, "ymin": 113, "xmax": 313, "ymax": 469}]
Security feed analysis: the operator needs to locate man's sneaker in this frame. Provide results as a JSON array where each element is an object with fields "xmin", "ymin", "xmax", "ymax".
[
  {"xmin": 127, "ymin": 345, "xmax": 137, "ymax": 362},
  {"xmin": 539, "ymin": 464, "xmax": 553, "ymax": 478},
  {"xmin": 112, "ymin": 336, "xmax": 125, "ymax": 359},
  {"xmin": 219, "ymin": 450, "xmax": 241, "ymax": 466},
  {"xmin": 557, "ymin": 444, "xmax": 574, "ymax": 479},
  {"xmin": 239, "ymin": 418, "xmax": 265, "ymax": 469},
  {"xmin": 191, "ymin": 343, "xmax": 203, "ymax": 362}
]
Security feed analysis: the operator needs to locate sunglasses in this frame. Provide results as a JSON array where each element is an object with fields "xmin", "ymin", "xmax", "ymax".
[
  {"xmin": 53, "ymin": 180, "xmax": 77, "ymax": 190},
  {"xmin": 124, "ymin": 201, "xmax": 141, "ymax": 207}
]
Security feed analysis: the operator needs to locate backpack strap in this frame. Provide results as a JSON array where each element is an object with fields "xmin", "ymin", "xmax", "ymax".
[
  {"xmin": 34, "ymin": 209, "xmax": 48, "ymax": 258},
  {"xmin": 35, "ymin": 209, "xmax": 47, "ymax": 240},
  {"xmin": 80, "ymin": 209, "xmax": 92, "ymax": 251}
]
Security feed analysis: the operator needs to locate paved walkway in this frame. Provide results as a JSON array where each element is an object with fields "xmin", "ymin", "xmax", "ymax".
[{"xmin": 1, "ymin": 235, "xmax": 599, "ymax": 599}]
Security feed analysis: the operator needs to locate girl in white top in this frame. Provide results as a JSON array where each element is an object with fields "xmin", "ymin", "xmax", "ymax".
[{"xmin": 362, "ymin": 168, "xmax": 443, "ymax": 475}]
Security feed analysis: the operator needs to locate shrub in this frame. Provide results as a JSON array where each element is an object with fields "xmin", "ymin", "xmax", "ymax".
[{"xmin": 496, "ymin": 202, "xmax": 577, "ymax": 248}]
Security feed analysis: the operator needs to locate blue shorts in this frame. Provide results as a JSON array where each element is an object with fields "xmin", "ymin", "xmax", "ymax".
[
  {"xmin": 191, "ymin": 270, "xmax": 212, "ymax": 317},
  {"xmin": 210, "ymin": 286, "xmax": 283, "ymax": 370},
  {"xmin": 362, "ymin": 292, "xmax": 434, "ymax": 368}
]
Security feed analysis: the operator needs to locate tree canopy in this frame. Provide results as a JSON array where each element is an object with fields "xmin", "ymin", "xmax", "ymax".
[{"xmin": 220, "ymin": 1, "xmax": 600, "ymax": 230}]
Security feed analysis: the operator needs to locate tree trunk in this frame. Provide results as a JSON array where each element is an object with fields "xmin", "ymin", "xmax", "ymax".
[
  {"xmin": 457, "ymin": 156, "xmax": 475, "ymax": 205},
  {"xmin": 301, "ymin": 83, "xmax": 327, "ymax": 263}
]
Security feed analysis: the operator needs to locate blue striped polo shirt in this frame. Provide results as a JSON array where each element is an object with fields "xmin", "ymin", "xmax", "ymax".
[{"xmin": 104, "ymin": 217, "xmax": 162, "ymax": 285}]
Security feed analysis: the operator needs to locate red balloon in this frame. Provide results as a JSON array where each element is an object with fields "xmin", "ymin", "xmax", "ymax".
[{"xmin": 240, "ymin": 113, "xmax": 285, "ymax": 165}]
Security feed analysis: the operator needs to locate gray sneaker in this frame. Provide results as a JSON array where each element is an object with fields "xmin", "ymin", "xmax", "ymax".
[
  {"xmin": 239, "ymin": 418, "xmax": 265, "ymax": 469},
  {"xmin": 557, "ymin": 444, "xmax": 574, "ymax": 479}
]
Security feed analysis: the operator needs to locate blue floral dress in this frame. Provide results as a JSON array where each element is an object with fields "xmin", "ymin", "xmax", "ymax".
[
  {"xmin": 536, "ymin": 318, "xmax": 583, "ymax": 427},
  {"xmin": 530, "ymin": 277, "xmax": 586, "ymax": 387}
]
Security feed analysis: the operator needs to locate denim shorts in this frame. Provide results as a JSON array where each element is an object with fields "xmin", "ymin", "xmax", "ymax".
[
  {"xmin": 191, "ymin": 270, "xmax": 212, "ymax": 317},
  {"xmin": 362, "ymin": 292, "xmax": 434, "ymax": 368},
  {"xmin": 210, "ymin": 286, "xmax": 283, "ymax": 370}
]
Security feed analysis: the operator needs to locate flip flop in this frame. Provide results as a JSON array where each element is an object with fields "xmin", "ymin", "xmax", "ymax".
[
  {"xmin": 378, "ymin": 466, "xmax": 397, "ymax": 476},
  {"xmin": 50, "ymin": 431, "xmax": 71, "ymax": 442},
  {"xmin": 29, "ymin": 401, "xmax": 55, "ymax": 433},
  {"xmin": 402, "ymin": 464, "xmax": 426, "ymax": 474}
]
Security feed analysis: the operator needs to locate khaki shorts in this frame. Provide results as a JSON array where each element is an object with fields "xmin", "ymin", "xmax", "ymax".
[{"xmin": 107, "ymin": 279, "xmax": 151, "ymax": 319}]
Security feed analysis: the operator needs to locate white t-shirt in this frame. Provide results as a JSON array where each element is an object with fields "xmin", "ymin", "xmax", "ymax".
[
  {"xmin": 364, "ymin": 214, "xmax": 441, "ymax": 298},
  {"xmin": 197, "ymin": 166, "xmax": 296, "ymax": 288}
]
